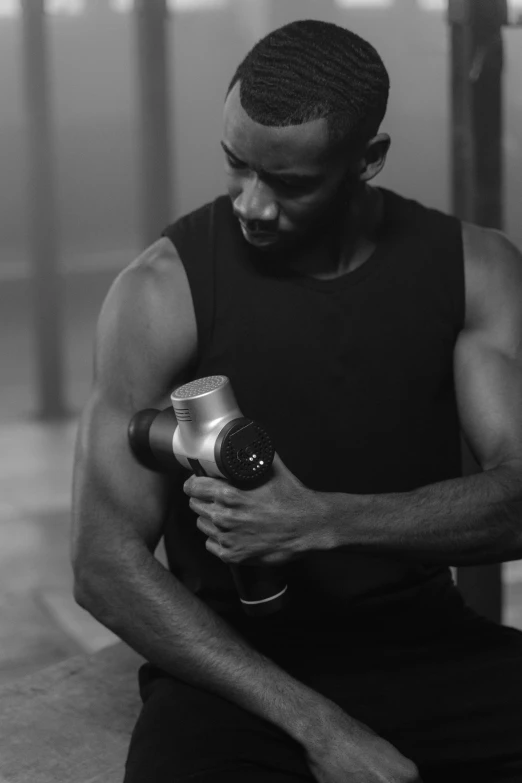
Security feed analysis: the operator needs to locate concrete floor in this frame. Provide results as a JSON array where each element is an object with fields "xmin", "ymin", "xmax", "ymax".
[{"xmin": 1, "ymin": 264, "xmax": 522, "ymax": 687}]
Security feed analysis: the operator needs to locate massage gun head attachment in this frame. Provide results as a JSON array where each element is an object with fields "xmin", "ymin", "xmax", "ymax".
[
  {"xmin": 171, "ymin": 375, "xmax": 226, "ymax": 400},
  {"xmin": 171, "ymin": 375, "xmax": 275, "ymax": 486}
]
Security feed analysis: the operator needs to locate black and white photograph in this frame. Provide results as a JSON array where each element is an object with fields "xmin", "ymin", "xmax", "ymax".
[{"xmin": 0, "ymin": 1, "xmax": 522, "ymax": 781}]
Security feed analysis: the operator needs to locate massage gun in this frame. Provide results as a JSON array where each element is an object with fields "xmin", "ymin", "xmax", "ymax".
[{"xmin": 128, "ymin": 375, "xmax": 288, "ymax": 617}]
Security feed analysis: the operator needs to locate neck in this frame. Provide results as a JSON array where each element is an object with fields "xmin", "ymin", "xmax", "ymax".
[{"xmin": 291, "ymin": 184, "xmax": 383, "ymax": 280}]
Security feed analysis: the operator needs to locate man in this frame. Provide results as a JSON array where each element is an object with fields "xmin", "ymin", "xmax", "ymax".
[{"xmin": 71, "ymin": 19, "xmax": 522, "ymax": 783}]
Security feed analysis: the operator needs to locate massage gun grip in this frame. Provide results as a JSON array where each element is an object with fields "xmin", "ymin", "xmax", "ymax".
[{"xmin": 190, "ymin": 464, "xmax": 288, "ymax": 617}]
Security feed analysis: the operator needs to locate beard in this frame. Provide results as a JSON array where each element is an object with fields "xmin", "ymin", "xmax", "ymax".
[{"xmin": 253, "ymin": 179, "xmax": 357, "ymax": 267}]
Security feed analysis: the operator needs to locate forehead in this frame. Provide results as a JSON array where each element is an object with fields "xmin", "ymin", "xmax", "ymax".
[{"xmin": 222, "ymin": 81, "xmax": 333, "ymax": 173}]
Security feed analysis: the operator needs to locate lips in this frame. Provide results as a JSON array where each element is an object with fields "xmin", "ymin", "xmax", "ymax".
[{"xmin": 239, "ymin": 221, "xmax": 278, "ymax": 242}]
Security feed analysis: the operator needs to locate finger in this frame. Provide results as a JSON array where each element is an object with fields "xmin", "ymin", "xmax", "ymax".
[
  {"xmin": 195, "ymin": 516, "xmax": 219, "ymax": 539},
  {"xmin": 270, "ymin": 451, "xmax": 289, "ymax": 474},
  {"xmin": 188, "ymin": 496, "xmax": 213, "ymax": 515},
  {"xmin": 183, "ymin": 476, "xmax": 223, "ymax": 500},
  {"xmin": 269, "ymin": 452, "xmax": 301, "ymax": 486},
  {"xmin": 205, "ymin": 537, "xmax": 228, "ymax": 562},
  {"xmin": 271, "ymin": 452, "xmax": 295, "ymax": 478}
]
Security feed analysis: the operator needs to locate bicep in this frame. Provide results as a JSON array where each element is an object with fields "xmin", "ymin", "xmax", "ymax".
[
  {"xmin": 454, "ymin": 330, "xmax": 522, "ymax": 472},
  {"xmin": 71, "ymin": 244, "xmax": 195, "ymax": 576},
  {"xmin": 71, "ymin": 392, "xmax": 176, "ymax": 572},
  {"xmin": 455, "ymin": 226, "xmax": 522, "ymax": 472}
]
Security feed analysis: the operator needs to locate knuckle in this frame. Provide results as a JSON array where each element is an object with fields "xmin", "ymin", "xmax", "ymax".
[
  {"xmin": 405, "ymin": 764, "xmax": 421, "ymax": 782},
  {"xmin": 218, "ymin": 513, "xmax": 232, "ymax": 530},
  {"xmin": 221, "ymin": 485, "xmax": 236, "ymax": 503}
]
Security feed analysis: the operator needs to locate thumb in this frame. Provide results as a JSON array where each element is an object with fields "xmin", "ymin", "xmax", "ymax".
[
  {"xmin": 270, "ymin": 451, "xmax": 287, "ymax": 472},
  {"xmin": 270, "ymin": 452, "xmax": 302, "ymax": 484}
]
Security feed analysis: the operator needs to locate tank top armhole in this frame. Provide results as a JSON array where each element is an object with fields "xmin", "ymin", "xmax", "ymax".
[
  {"xmin": 160, "ymin": 202, "xmax": 219, "ymax": 375},
  {"xmin": 421, "ymin": 203, "xmax": 466, "ymax": 344},
  {"xmin": 388, "ymin": 191, "xmax": 466, "ymax": 344},
  {"xmin": 452, "ymin": 217, "xmax": 466, "ymax": 340}
]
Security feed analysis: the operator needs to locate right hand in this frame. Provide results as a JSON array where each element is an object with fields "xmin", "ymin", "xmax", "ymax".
[{"xmin": 303, "ymin": 703, "xmax": 423, "ymax": 783}]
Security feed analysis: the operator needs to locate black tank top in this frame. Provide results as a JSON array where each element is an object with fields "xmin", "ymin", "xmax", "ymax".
[{"xmin": 160, "ymin": 187, "xmax": 465, "ymax": 627}]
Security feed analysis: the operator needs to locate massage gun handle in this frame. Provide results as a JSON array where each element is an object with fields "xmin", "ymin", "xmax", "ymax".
[{"xmin": 191, "ymin": 464, "xmax": 288, "ymax": 617}]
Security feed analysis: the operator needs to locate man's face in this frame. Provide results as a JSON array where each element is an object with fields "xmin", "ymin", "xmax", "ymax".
[{"xmin": 222, "ymin": 82, "xmax": 358, "ymax": 253}]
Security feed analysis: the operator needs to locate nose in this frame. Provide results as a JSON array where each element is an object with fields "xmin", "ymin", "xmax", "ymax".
[{"xmin": 233, "ymin": 174, "xmax": 278, "ymax": 226}]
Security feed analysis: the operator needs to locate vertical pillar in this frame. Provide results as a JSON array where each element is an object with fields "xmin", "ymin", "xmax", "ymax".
[
  {"xmin": 449, "ymin": 0, "xmax": 506, "ymax": 623},
  {"xmin": 135, "ymin": 0, "xmax": 173, "ymax": 248},
  {"xmin": 20, "ymin": 0, "xmax": 68, "ymax": 420}
]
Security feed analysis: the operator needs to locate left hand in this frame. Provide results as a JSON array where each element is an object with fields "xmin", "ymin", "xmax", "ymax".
[{"xmin": 183, "ymin": 453, "xmax": 331, "ymax": 566}]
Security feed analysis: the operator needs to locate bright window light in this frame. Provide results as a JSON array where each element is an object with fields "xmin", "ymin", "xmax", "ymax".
[
  {"xmin": 0, "ymin": 0, "xmax": 86, "ymax": 17},
  {"xmin": 111, "ymin": 0, "xmax": 228, "ymax": 10},
  {"xmin": 336, "ymin": 0, "xmax": 393, "ymax": 7},
  {"xmin": 46, "ymin": 0, "xmax": 85, "ymax": 13},
  {"xmin": 417, "ymin": 0, "xmax": 446, "ymax": 10},
  {"xmin": 507, "ymin": 0, "xmax": 522, "ymax": 23},
  {"xmin": 507, "ymin": 0, "xmax": 522, "ymax": 11},
  {"xmin": 110, "ymin": 0, "xmax": 133, "ymax": 10},
  {"xmin": 0, "ymin": 0, "xmax": 19, "ymax": 17},
  {"xmin": 336, "ymin": 0, "xmax": 448, "ymax": 8},
  {"xmin": 170, "ymin": 0, "xmax": 227, "ymax": 8}
]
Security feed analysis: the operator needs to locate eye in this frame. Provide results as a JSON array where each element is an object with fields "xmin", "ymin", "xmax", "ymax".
[
  {"xmin": 274, "ymin": 178, "xmax": 315, "ymax": 194},
  {"xmin": 225, "ymin": 155, "xmax": 245, "ymax": 170}
]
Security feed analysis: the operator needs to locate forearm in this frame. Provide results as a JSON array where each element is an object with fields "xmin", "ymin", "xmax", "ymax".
[
  {"xmin": 325, "ymin": 464, "xmax": 522, "ymax": 566},
  {"xmin": 75, "ymin": 541, "xmax": 331, "ymax": 747}
]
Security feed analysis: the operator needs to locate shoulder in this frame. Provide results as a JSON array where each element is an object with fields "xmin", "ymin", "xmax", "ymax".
[
  {"xmin": 461, "ymin": 222, "xmax": 522, "ymax": 332},
  {"xmin": 103, "ymin": 236, "xmax": 196, "ymax": 346},
  {"xmin": 379, "ymin": 189, "xmax": 460, "ymax": 240},
  {"xmin": 93, "ymin": 236, "xmax": 198, "ymax": 410}
]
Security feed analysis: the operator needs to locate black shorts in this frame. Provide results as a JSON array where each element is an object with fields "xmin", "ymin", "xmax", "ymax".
[{"xmin": 123, "ymin": 579, "xmax": 522, "ymax": 783}]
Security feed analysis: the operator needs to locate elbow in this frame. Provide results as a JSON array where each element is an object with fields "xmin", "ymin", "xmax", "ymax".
[
  {"xmin": 71, "ymin": 556, "xmax": 114, "ymax": 625},
  {"xmin": 72, "ymin": 574, "xmax": 93, "ymax": 612},
  {"xmin": 71, "ymin": 546, "xmax": 93, "ymax": 605},
  {"xmin": 71, "ymin": 540, "xmax": 147, "ymax": 631},
  {"xmin": 72, "ymin": 573, "xmax": 122, "ymax": 642}
]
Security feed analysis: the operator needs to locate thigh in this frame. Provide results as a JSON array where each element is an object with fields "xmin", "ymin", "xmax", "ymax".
[
  {"xmin": 316, "ymin": 615, "xmax": 522, "ymax": 783},
  {"xmin": 270, "ymin": 605, "xmax": 522, "ymax": 782},
  {"xmin": 410, "ymin": 618, "xmax": 522, "ymax": 783},
  {"xmin": 123, "ymin": 663, "xmax": 314, "ymax": 783}
]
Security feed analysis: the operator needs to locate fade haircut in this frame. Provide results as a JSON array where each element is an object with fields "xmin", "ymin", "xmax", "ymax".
[{"xmin": 227, "ymin": 19, "xmax": 390, "ymax": 152}]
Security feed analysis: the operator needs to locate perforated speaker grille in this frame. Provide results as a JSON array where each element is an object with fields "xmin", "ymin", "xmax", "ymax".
[{"xmin": 173, "ymin": 375, "xmax": 227, "ymax": 400}]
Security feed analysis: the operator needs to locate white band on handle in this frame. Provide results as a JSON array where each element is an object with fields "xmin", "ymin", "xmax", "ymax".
[{"xmin": 239, "ymin": 585, "xmax": 288, "ymax": 606}]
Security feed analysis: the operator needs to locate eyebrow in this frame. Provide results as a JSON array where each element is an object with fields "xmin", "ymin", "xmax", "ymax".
[{"xmin": 220, "ymin": 141, "xmax": 319, "ymax": 185}]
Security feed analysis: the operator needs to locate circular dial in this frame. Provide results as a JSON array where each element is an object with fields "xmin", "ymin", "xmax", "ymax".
[{"xmin": 217, "ymin": 419, "xmax": 275, "ymax": 485}]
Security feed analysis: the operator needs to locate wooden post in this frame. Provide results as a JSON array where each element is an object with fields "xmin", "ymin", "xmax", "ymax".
[
  {"xmin": 134, "ymin": 0, "xmax": 173, "ymax": 249},
  {"xmin": 449, "ymin": 0, "xmax": 506, "ymax": 623},
  {"xmin": 20, "ymin": 0, "xmax": 68, "ymax": 420}
]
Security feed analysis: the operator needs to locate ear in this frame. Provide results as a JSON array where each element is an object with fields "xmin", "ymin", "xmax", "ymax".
[{"xmin": 358, "ymin": 133, "xmax": 391, "ymax": 182}]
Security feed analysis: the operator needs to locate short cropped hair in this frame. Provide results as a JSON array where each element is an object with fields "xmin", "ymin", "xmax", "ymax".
[{"xmin": 227, "ymin": 19, "xmax": 390, "ymax": 151}]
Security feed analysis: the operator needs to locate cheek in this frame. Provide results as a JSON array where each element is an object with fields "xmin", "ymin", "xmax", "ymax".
[
  {"xmin": 281, "ymin": 191, "xmax": 337, "ymax": 229},
  {"xmin": 225, "ymin": 170, "xmax": 241, "ymax": 199}
]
